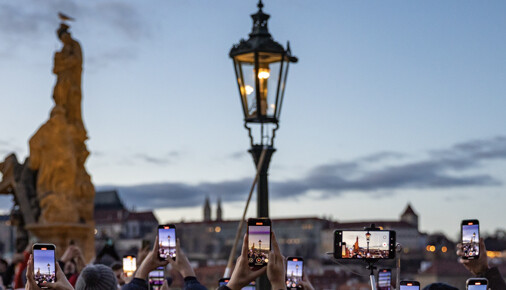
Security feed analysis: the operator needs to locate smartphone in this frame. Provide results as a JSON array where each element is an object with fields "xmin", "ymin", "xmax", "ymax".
[
  {"xmin": 400, "ymin": 281, "xmax": 420, "ymax": 290},
  {"xmin": 286, "ymin": 257, "xmax": 303, "ymax": 289},
  {"xmin": 123, "ymin": 255, "xmax": 137, "ymax": 277},
  {"xmin": 466, "ymin": 278, "xmax": 488, "ymax": 289},
  {"xmin": 334, "ymin": 230, "xmax": 396, "ymax": 259},
  {"xmin": 247, "ymin": 218, "xmax": 271, "ymax": 267},
  {"xmin": 377, "ymin": 269, "xmax": 392, "ymax": 290},
  {"xmin": 148, "ymin": 266, "xmax": 165, "ymax": 290},
  {"xmin": 461, "ymin": 219, "xmax": 480, "ymax": 259},
  {"xmin": 33, "ymin": 243, "xmax": 56, "ymax": 288},
  {"xmin": 158, "ymin": 224, "xmax": 176, "ymax": 260},
  {"xmin": 219, "ymin": 278, "xmax": 230, "ymax": 287}
]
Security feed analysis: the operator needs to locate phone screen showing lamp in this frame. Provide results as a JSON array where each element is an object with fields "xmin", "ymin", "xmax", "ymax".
[
  {"xmin": 247, "ymin": 218, "xmax": 271, "ymax": 267},
  {"xmin": 158, "ymin": 225, "xmax": 176, "ymax": 260},
  {"xmin": 33, "ymin": 244, "xmax": 56, "ymax": 287},
  {"xmin": 286, "ymin": 257, "xmax": 303, "ymax": 289}
]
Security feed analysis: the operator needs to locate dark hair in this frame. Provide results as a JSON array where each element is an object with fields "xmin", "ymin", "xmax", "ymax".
[
  {"xmin": 423, "ymin": 283, "xmax": 459, "ymax": 290},
  {"xmin": 110, "ymin": 262, "xmax": 122, "ymax": 271}
]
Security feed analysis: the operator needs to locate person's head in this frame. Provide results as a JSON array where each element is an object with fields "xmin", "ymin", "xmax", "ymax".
[
  {"xmin": 110, "ymin": 262, "xmax": 125, "ymax": 286},
  {"xmin": 422, "ymin": 283, "xmax": 459, "ymax": 290},
  {"xmin": 75, "ymin": 264, "xmax": 117, "ymax": 290},
  {"xmin": 64, "ymin": 261, "xmax": 76, "ymax": 275}
]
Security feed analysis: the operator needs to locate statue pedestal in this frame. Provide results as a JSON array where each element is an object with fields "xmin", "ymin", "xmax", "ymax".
[{"xmin": 26, "ymin": 222, "xmax": 95, "ymax": 263}]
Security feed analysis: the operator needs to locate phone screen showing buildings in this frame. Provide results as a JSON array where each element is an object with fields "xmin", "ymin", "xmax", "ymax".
[
  {"xmin": 286, "ymin": 259, "xmax": 303, "ymax": 288},
  {"xmin": 341, "ymin": 231, "xmax": 390, "ymax": 259},
  {"xmin": 33, "ymin": 249, "xmax": 56, "ymax": 286},
  {"xmin": 158, "ymin": 227, "xmax": 176, "ymax": 260},
  {"xmin": 248, "ymin": 225, "xmax": 270, "ymax": 266},
  {"xmin": 148, "ymin": 267, "xmax": 164, "ymax": 290},
  {"xmin": 123, "ymin": 256, "xmax": 136, "ymax": 277},
  {"xmin": 462, "ymin": 224, "xmax": 479, "ymax": 258}
]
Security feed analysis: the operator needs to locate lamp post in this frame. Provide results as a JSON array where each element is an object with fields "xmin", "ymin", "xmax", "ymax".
[
  {"xmin": 230, "ymin": 1, "xmax": 297, "ymax": 288},
  {"xmin": 230, "ymin": 0, "xmax": 297, "ymax": 217},
  {"xmin": 366, "ymin": 231, "xmax": 371, "ymax": 256}
]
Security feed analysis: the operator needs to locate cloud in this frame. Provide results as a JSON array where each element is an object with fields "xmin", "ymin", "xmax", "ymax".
[
  {"xmin": 97, "ymin": 136, "xmax": 506, "ymax": 210},
  {"xmin": 0, "ymin": 0, "xmax": 147, "ymax": 63}
]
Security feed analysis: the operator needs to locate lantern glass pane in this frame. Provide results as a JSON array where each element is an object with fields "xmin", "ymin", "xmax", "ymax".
[
  {"xmin": 238, "ymin": 61, "xmax": 257, "ymax": 118},
  {"xmin": 276, "ymin": 56, "xmax": 290, "ymax": 119}
]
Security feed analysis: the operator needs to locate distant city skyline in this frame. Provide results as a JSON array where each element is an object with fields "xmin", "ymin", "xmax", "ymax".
[{"xmin": 1, "ymin": 0, "xmax": 506, "ymax": 240}]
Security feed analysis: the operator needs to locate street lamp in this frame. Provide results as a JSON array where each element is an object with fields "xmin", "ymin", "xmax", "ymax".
[
  {"xmin": 230, "ymin": 0, "xmax": 297, "ymax": 219},
  {"xmin": 365, "ymin": 231, "xmax": 371, "ymax": 256}
]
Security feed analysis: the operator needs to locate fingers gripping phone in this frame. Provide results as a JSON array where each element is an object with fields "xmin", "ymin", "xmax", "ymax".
[
  {"xmin": 158, "ymin": 224, "xmax": 176, "ymax": 260},
  {"xmin": 247, "ymin": 218, "xmax": 271, "ymax": 267},
  {"xmin": 466, "ymin": 278, "xmax": 488, "ymax": 289},
  {"xmin": 33, "ymin": 243, "xmax": 56, "ymax": 288},
  {"xmin": 286, "ymin": 257, "xmax": 303, "ymax": 289},
  {"xmin": 400, "ymin": 281, "xmax": 420, "ymax": 290},
  {"xmin": 461, "ymin": 219, "xmax": 480, "ymax": 259},
  {"xmin": 123, "ymin": 255, "xmax": 137, "ymax": 277}
]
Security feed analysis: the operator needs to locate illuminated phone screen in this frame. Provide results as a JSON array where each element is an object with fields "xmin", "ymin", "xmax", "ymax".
[
  {"xmin": 378, "ymin": 269, "xmax": 391, "ymax": 290},
  {"xmin": 286, "ymin": 259, "xmax": 303, "ymax": 288},
  {"xmin": 123, "ymin": 256, "xmax": 137, "ymax": 277},
  {"xmin": 33, "ymin": 248, "xmax": 56, "ymax": 286},
  {"xmin": 341, "ymin": 231, "xmax": 390, "ymax": 259},
  {"xmin": 468, "ymin": 285, "xmax": 487, "ymax": 290},
  {"xmin": 148, "ymin": 267, "xmax": 164, "ymax": 289},
  {"xmin": 158, "ymin": 226, "xmax": 176, "ymax": 260},
  {"xmin": 462, "ymin": 223, "xmax": 479, "ymax": 258},
  {"xmin": 400, "ymin": 286, "xmax": 420, "ymax": 290},
  {"xmin": 248, "ymin": 225, "xmax": 271, "ymax": 266}
]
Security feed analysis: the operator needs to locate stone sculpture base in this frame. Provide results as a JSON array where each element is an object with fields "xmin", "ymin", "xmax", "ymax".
[{"xmin": 26, "ymin": 222, "xmax": 95, "ymax": 263}]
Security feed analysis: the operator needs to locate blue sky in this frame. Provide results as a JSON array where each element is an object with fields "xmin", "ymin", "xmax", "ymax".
[
  {"xmin": 0, "ymin": 0, "xmax": 505, "ymax": 240},
  {"xmin": 33, "ymin": 249, "xmax": 55, "ymax": 275}
]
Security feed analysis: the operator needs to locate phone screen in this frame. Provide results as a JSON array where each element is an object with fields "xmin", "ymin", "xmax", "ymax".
[
  {"xmin": 378, "ymin": 269, "xmax": 391, "ymax": 290},
  {"xmin": 123, "ymin": 256, "xmax": 137, "ymax": 277},
  {"xmin": 148, "ymin": 267, "xmax": 164, "ymax": 290},
  {"xmin": 158, "ymin": 225, "xmax": 176, "ymax": 260},
  {"xmin": 400, "ymin": 286, "xmax": 420, "ymax": 290},
  {"xmin": 33, "ymin": 246, "xmax": 56, "ymax": 287},
  {"xmin": 248, "ymin": 220, "xmax": 271, "ymax": 267},
  {"xmin": 468, "ymin": 286, "xmax": 487, "ymax": 290},
  {"xmin": 286, "ymin": 258, "xmax": 303, "ymax": 288},
  {"xmin": 462, "ymin": 221, "xmax": 479, "ymax": 258},
  {"xmin": 339, "ymin": 231, "xmax": 391, "ymax": 259}
]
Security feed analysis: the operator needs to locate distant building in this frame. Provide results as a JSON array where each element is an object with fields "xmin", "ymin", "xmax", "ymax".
[{"xmin": 94, "ymin": 190, "xmax": 158, "ymax": 255}]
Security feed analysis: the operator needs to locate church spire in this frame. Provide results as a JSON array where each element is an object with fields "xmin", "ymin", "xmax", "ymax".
[
  {"xmin": 204, "ymin": 196, "xmax": 211, "ymax": 221},
  {"xmin": 216, "ymin": 197, "xmax": 223, "ymax": 221}
]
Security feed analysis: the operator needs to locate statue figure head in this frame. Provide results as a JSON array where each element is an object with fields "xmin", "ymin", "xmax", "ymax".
[{"xmin": 57, "ymin": 23, "xmax": 72, "ymax": 44}]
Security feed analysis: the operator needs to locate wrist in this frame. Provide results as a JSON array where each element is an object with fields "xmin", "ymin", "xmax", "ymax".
[{"xmin": 181, "ymin": 268, "xmax": 196, "ymax": 278}]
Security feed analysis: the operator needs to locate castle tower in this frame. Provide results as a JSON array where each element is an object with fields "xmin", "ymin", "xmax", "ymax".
[
  {"xmin": 400, "ymin": 203, "xmax": 419, "ymax": 229},
  {"xmin": 204, "ymin": 196, "xmax": 211, "ymax": 221},
  {"xmin": 216, "ymin": 197, "xmax": 223, "ymax": 221}
]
